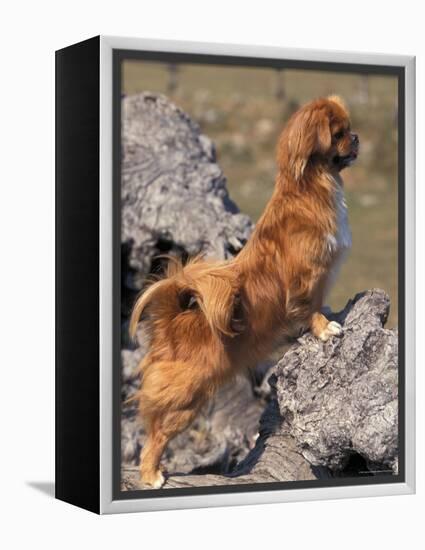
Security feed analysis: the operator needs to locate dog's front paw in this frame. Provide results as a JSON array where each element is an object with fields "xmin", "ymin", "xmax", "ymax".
[
  {"xmin": 318, "ymin": 320, "xmax": 342, "ymax": 342},
  {"xmin": 141, "ymin": 470, "xmax": 165, "ymax": 489}
]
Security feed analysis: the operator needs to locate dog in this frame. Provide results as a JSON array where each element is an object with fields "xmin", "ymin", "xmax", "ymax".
[{"xmin": 129, "ymin": 95, "xmax": 359, "ymax": 488}]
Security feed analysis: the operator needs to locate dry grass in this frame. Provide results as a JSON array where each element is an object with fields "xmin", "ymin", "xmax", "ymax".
[{"xmin": 122, "ymin": 60, "xmax": 398, "ymax": 327}]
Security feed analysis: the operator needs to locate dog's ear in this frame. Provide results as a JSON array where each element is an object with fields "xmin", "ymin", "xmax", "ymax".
[
  {"xmin": 196, "ymin": 275, "xmax": 245, "ymax": 338},
  {"xmin": 315, "ymin": 110, "xmax": 332, "ymax": 154},
  {"xmin": 278, "ymin": 105, "xmax": 331, "ymax": 181}
]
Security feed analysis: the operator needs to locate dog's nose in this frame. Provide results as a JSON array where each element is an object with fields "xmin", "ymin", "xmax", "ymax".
[{"xmin": 351, "ymin": 133, "xmax": 359, "ymax": 145}]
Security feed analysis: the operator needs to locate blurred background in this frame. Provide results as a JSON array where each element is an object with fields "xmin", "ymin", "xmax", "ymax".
[{"xmin": 122, "ymin": 60, "xmax": 398, "ymax": 327}]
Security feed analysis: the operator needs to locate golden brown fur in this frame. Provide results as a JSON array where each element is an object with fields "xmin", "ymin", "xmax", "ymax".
[{"xmin": 129, "ymin": 95, "xmax": 359, "ymax": 488}]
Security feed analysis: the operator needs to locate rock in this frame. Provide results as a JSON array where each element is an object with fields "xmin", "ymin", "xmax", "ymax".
[
  {"xmin": 121, "ymin": 92, "xmax": 253, "ymax": 294},
  {"xmin": 122, "ymin": 399, "xmax": 320, "ymax": 489},
  {"xmin": 274, "ymin": 289, "xmax": 398, "ymax": 474},
  {"xmin": 122, "ymin": 290, "xmax": 398, "ymax": 490}
]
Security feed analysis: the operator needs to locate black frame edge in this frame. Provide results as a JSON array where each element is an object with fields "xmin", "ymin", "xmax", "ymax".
[{"xmin": 55, "ymin": 35, "xmax": 101, "ymax": 514}]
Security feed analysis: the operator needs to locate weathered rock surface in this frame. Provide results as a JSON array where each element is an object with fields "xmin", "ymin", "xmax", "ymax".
[
  {"xmin": 121, "ymin": 92, "xmax": 253, "ymax": 294},
  {"xmin": 274, "ymin": 289, "xmax": 398, "ymax": 475},
  {"xmin": 122, "ymin": 290, "xmax": 398, "ymax": 490}
]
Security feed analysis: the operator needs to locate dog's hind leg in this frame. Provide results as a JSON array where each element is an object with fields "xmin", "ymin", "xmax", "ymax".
[
  {"xmin": 139, "ymin": 408, "xmax": 198, "ymax": 488},
  {"xmin": 139, "ymin": 426, "xmax": 168, "ymax": 489}
]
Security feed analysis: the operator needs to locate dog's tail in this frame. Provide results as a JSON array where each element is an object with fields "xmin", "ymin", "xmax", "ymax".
[
  {"xmin": 129, "ymin": 256, "xmax": 245, "ymax": 341},
  {"xmin": 129, "ymin": 255, "xmax": 183, "ymax": 340},
  {"xmin": 129, "ymin": 278, "xmax": 167, "ymax": 340}
]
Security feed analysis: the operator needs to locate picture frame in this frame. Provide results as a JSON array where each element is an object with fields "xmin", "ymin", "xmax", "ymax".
[{"xmin": 55, "ymin": 35, "xmax": 415, "ymax": 514}]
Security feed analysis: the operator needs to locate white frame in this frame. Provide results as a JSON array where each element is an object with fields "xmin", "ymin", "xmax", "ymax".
[{"xmin": 99, "ymin": 35, "xmax": 415, "ymax": 514}]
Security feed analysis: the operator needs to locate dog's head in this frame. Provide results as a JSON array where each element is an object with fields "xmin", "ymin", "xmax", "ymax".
[
  {"xmin": 129, "ymin": 257, "xmax": 245, "ymax": 352},
  {"xmin": 278, "ymin": 95, "xmax": 359, "ymax": 181}
]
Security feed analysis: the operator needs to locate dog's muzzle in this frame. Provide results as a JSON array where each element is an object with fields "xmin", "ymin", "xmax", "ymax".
[{"xmin": 333, "ymin": 133, "xmax": 359, "ymax": 169}]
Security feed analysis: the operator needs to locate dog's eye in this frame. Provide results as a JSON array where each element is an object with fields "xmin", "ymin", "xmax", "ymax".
[
  {"xmin": 333, "ymin": 130, "xmax": 344, "ymax": 140},
  {"xmin": 179, "ymin": 291, "xmax": 198, "ymax": 311}
]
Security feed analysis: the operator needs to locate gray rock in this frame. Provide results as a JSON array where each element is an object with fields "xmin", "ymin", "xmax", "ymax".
[
  {"xmin": 121, "ymin": 93, "xmax": 253, "ymax": 292},
  {"xmin": 274, "ymin": 289, "xmax": 398, "ymax": 474}
]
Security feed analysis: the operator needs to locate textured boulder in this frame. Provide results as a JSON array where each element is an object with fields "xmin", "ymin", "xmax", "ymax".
[
  {"xmin": 121, "ymin": 92, "xmax": 253, "ymax": 292},
  {"xmin": 274, "ymin": 289, "xmax": 398, "ymax": 474},
  {"xmin": 122, "ymin": 290, "xmax": 398, "ymax": 490}
]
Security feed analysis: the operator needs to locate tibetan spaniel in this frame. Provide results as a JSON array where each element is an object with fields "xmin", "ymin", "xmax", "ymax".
[{"xmin": 129, "ymin": 95, "xmax": 359, "ymax": 488}]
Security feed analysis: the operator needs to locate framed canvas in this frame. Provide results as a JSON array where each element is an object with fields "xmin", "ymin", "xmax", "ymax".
[{"xmin": 55, "ymin": 35, "xmax": 415, "ymax": 514}]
